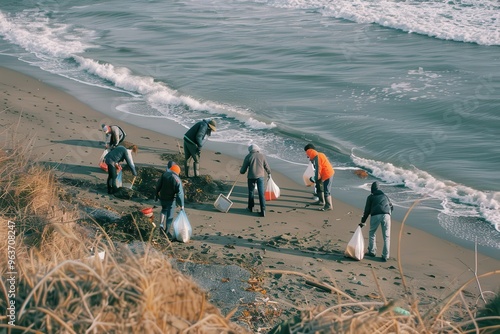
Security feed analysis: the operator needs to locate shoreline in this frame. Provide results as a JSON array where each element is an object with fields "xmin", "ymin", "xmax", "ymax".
[
  {"xmin": 1, "ymin": 66, "xmax": 499, "ymax": 315},
  {"xmin": 2, "ymin": 58, "xmax": 498, "ymax": 260}
]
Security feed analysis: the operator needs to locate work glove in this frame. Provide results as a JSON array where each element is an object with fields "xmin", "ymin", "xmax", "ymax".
[
  {"xmin": 309, "ymin": 176, "xmax": 316, "ymax": 183},
  {"xmin": 358, "ymin": 223, "xmax": 365, "ymax": 228}
]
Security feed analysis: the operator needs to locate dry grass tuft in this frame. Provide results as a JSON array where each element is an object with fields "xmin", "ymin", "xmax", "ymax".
[
  {"xmin": 0, "ymin": 139, "xmax": 250, "ymax": 333},
  {"xmin": 265, "ymin": 199, "xmax": 500, "ymax": 334}
]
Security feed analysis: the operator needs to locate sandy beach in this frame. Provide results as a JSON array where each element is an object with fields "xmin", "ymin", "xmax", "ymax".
[{"xmin": 1, "ymin": 66, "xmax": 499, "ymax": 326}]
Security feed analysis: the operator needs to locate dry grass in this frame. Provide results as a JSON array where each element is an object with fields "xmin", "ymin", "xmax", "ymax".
[
  {"xmin": 266, "ymin": 200, "xmax": 500, "ymax": 334},
  {"xmin": 0, "ymin": 137, "xmax": 249, "ymax": 333}
]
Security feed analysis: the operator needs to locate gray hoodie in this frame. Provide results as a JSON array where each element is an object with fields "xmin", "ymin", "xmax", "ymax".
[{"xmin": 240, "ymin": 144, "xmax": 271, "ymax": 179}]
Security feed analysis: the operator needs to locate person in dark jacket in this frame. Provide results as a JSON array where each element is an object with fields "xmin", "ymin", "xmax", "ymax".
[
  {"xmin": 155, "ymin": 163, "xmax": 184, "ymax": 238},
  {"xmin": 359, "ymin": 182, "xmax": 394, "ymax": 261},
  {"xmin": 105, "ymin": 145, "xmax": 138, "ymax": 194},
  {"xmin": 102, "ymin": 124, "xmax": 126, "ymax": 149},
  {"xmin": 240, "ymin": 144, "xmax": 271, "ymax": 217},
  {"xmin": 183, "ymin": 119, "xmax": 216, "ymax": 178}
]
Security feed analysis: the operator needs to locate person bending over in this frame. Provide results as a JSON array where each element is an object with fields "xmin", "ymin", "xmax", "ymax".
[
  {"xmin": 183, "ymin": 119, "xmax": 216, "ymax": 177},
  {"xmin": 304, "ymin": 143, "xmax": 335, "ymax": 211},
  {"xmin": 105, "ymin": 145, "xmax": 137, "ymax": 194}
]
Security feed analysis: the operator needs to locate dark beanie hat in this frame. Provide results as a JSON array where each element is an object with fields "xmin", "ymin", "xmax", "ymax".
[
  {"xmin": 304, "ymin": 143, "xmax": 316, "ymax": 151},
  {"xmin": 371, "ymin": 182, "xmax": 379, "ymax": 193}
]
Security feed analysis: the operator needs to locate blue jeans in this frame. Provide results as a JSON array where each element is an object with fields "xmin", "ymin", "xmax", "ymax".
[
  {"xmin": 323, "ymin": 176, "xmax": 333, "ymax": 197},
  {"xmin": 160, "ymin": 200, "xmax": 176, "ymax": 233},
  {"xmin": 247, "ymin": 177, "xmax": 265, "ymax": 213},
  {"xmin": 368, "ymin": 213, "xmax": 391, "ymax": 259}
]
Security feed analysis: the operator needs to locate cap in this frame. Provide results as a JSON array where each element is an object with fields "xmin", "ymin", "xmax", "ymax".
[
  {"xmin": 101, "ymin": 124, "xmax": 108, "ymax": 132},
  {"xmin": 170, "ymin": 165, "xmax": 181, "ymax": 175},
  {"xmin": 208, "ymin": 119, "xmax": 216, "ymax": 132}
]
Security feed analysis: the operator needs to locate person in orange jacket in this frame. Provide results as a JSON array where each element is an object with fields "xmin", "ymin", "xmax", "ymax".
[{"xmin": 304, "ymin": 143, "xmax": 335, "ymax": 211}]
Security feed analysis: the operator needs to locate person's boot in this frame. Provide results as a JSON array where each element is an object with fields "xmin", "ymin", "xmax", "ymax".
[
  {"xmin": 184, "ymin": 163, "xmax": 190, "ymax": 178},
  {"xmin": 312, "ymin": 191, "xmax": 325, "ymax": 205},
  {"xmin": 320, "ymin": 196, "xmax": 333, "ymax": 211},
  {"xmin": 193, "ymin": 162, "xmax": 200, "ymax": 177}
]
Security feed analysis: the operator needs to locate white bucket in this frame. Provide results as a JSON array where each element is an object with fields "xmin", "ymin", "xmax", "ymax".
[{"xmin": 214, "ymin": 193, "xmax": 233, "ymax": 213}]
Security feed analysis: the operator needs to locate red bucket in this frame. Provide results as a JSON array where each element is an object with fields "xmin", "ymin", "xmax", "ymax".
[{"xmin": 140, "ymin": 207, "xmax": 154, "ymax": 218}]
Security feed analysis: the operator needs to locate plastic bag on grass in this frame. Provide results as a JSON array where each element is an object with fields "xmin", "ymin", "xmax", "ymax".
[
  {"xmin": 265, "ymin": 175, "xmax": 280, "ymax": 201},
  {"xmin": 173, "ymin": 210, "xmax": 192, "ymax": 243},
  {"xmin": 344, "ymin": 226, "xmax": 364, "ymax": 261}
]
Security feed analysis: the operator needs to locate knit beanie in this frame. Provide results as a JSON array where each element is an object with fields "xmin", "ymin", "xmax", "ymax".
[{"xmin": 170, "ymin": 165, "xmax": 181, "ymax": 175}]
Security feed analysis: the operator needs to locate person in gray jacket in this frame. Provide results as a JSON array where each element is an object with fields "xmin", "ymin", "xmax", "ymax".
[
  {"xmin": 102, "ymin": 124, "xmax": 126, "ymax": 149},
  {"xmin": 240, "ymin": 144, "xmax": 271, "ymax": 217},
  {"xmin": 105, "ymin": 145, "xmax": 138, "ymax": 194},
  {"xmin": 359, "ymin": 181, "xmax": 394, "ymax": 261}
]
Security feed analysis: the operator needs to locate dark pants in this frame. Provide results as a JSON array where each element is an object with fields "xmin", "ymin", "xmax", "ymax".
[
  {"xmin": 106, "ymin": 163, "xmax": 118, "ymax": 194},
  {"xmin": 160, "ymin": 199, "xmax": 176, "ymax": 233},
  {"xmin": 248, "ymin": 177, "xmax": 265, "ymax": 213},
  {"xmin": 314, "ymin": 180, "xmax": 324, "ymax": 197},
  {"xmin": 184, "ymin": 139, "xmax": 200, "ymax": 177}
]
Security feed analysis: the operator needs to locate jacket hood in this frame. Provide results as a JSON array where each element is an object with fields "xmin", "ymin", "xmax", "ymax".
[
  {"xmin": 248, "ymin": 144, "xmax": 260, "ymax": 153},
  {"xmin": 166, "ymin": 160, "xmax": 177, "ymax": 171},
  {"xmin": 371, "ymin": 182, "xmax": 379, "ymax": 193},
  {"xmin": 305, "ymin": 148, "xmax": 318, "ymax": 160}
]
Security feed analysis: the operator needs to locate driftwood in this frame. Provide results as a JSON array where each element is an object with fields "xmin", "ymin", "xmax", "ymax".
[{"xmin": 305, "ymin": 280, "xmax": 333, "ymax": 293}]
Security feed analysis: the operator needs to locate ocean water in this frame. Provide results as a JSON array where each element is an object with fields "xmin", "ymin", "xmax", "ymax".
[{"xmin": 1, "ymin": 0, "xmax": 499, "ymax": 258}]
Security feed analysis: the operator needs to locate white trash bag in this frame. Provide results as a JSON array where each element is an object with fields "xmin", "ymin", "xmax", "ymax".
[
  {"xmin": 303, "ymin": 162, "xmax": 315, "ymax": 186},
  {"xmin": 265, "ymin": 175, "xmax": 280, "ymax": 201},
  {"xmin": 173, "ymin": 210, "xmax": 192, "ymax": 243},
  {"xmin": 116, "ymin": 169, "xmax": 123, "ymax": 188},
  {"xmin": 344, "ymin": 226, "xmax": 365, "ymax": 261}
]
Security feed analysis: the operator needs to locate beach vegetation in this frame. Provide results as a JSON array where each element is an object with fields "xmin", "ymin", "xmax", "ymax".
[{"xmin": 0, "ymin": 137, "xmax": 498, "ymax": 333}]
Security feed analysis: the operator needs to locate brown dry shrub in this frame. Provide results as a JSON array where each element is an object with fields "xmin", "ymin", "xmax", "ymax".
[{"xmin": 0, "ymin": 139, "xmax": 250, "ymax": 333}]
